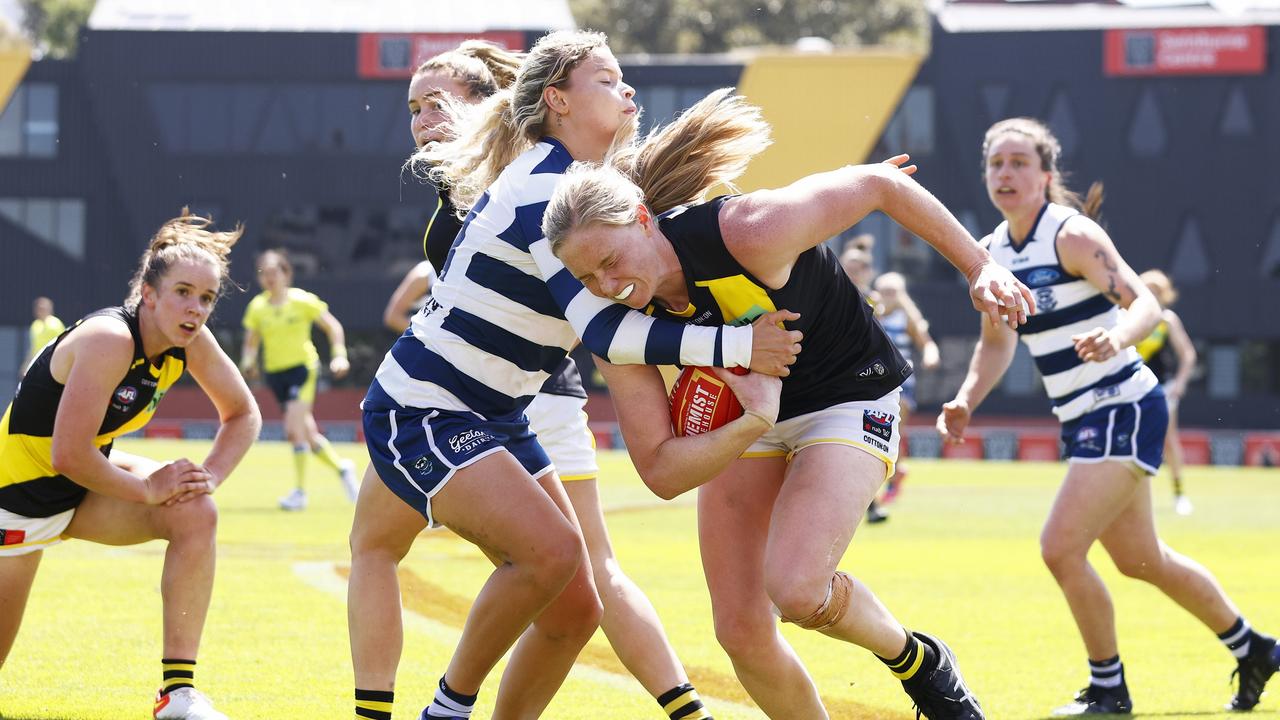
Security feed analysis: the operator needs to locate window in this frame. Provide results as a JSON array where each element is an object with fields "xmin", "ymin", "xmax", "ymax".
[
  {"xmin": 1207, "ymin": 344, "xmax": 1241, "ymax": 399},
  {"xmin": 0, "ymin": 198, "xmax": 86, "ymax": 259},
  {"xmin": 0, "ymin": 83, "xmax": 59, "ymax": 157},
  {"xmin": 881, "ymin": 86, "xmax": 935, "ymax": 156}
]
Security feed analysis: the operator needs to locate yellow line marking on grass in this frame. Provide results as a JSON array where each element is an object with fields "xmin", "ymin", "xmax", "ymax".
[{"xmin": 301, "ymin": 562, "xmax": 902, "ymax": 719}]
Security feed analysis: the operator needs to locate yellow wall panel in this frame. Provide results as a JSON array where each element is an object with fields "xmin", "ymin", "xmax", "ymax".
[
  {"xmin": 0, "ymin": 34, "xmax": 32, "ymax": 113},
  {"xmin": 734, "ymin": 52, "xmax": 923, "ymax": 192}
]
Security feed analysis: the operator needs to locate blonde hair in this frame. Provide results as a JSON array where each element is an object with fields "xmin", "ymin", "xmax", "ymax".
[
  {"xmin": 1139, "ymin": 269, "xmax": 1178, "ymax": 306},
  {"xmin": 544, "ymin": 88, "xmax": 771, "ymax": 254},
  {"xmin": 416, "ymin": 30, "xmax": 625, "ymax": 212},
  {"xmin": 126, "ymin": 209, "xmax": 242, "ymax": 306},
  {"xmin": 414, "ymin": 40, "xmax": 522, "ymax": 101},
  {"xmin": 982, "ymin": 117, "xmax": 1104, "ymax": 221}
]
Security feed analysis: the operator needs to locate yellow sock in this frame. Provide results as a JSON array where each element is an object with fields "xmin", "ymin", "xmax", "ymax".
[
  {"xmin": 292, "ymin": 445, "xmax": 308, "ymax": 490},
  {"xmin": 312, "ymin": 436, "xmax": 343, "ymax": 472},
  {"xmin": 161, "ymin": 658, "xmax": 195, "ymax": 695}
]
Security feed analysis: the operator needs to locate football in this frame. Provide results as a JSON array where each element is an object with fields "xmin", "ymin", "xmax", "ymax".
[{"xmin": 669, "ymin": 366, "xmax": 744, "ymax": 436}]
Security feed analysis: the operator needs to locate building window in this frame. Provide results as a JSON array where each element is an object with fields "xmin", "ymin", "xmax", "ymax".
[
  {"xmin": 0, "ymin": 83, "xmax": 59, "ymax": 158},
  {"xmin": 0, "ymin": 198, "xmax": 86, "ymax": 259},
  {"xmin": 881, "ymin": 86, "xmax": 935, "ymax": 156},
  {"xmin": 1206, "ymin": 344, "xmax": 1241, "ymax": 399}
]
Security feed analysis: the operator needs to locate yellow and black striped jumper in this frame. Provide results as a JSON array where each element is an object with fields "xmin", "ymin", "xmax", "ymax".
[{"xmin": 0, "ymin": 306, "xmax": 186, "ymax": 526}]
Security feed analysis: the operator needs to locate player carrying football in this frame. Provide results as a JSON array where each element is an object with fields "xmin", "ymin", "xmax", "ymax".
[{"xmin": 544, "ymin": 128, "xmax": 1033, "ymax": 716}]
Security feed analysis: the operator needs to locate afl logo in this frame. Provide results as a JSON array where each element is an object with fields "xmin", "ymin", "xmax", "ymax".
[
  {"xmin": 115, "ymin": 386, "xmax": 138, "ymax": 406},
  {"xmin": 1026, "ymin": 268, "xmax": 1061, "ymax": 287}
]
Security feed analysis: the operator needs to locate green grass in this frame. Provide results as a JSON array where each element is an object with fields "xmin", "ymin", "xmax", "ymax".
[{"xmin": 2, "ymin": 440, "xmax": 1278, "ymax": 719}]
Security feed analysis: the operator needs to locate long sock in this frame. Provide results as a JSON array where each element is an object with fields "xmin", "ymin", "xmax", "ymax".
[
  {"xmin": 312, "ymin": 435, "xmax": 343, "ymax": 472},
  {"xmin": 1089, "ymin": 655, "xmax": 1124, "ymax": 688},
  {"xmin": 355, "ymin": 689, "xmax": 393, "ymax": 720},
  {"xmin": 879, "ymin": 633, "xmax": 936, "ymax": 682},
  {"xmin": 657, "ymin": 682, "xmax": 713, "ymax": 719},
  {"xmin": 292, "ymin": 444, "xmax": 308, "ymax": 490},
  {"xmin": 424, "ymin": 676, "xmax": 476, "ymax": 718},
  {"xmin": 1219, "ymin": 616, "xmax": 1264, "ymax": 659},
  {"xmin": 161, "ymin": 658, "xmax": 196, "ymax": 695}
]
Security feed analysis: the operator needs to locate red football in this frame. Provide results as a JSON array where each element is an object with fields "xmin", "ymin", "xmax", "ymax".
[{"xmin": 670, "ymin": 366, "xmax": 744, "ymax": 437}]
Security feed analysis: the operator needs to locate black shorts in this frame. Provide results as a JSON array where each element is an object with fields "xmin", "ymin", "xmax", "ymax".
[{"xmin": 264, "ymin": 364, "xmax": 315, "ymax": 406}]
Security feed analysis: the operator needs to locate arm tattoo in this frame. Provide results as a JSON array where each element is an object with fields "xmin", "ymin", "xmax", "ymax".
[{"xmin": 1095, "ymin": 250, "xmax": 1125, "ymax": 302}]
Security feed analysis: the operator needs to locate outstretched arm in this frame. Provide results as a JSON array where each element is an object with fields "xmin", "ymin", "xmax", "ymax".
[{"xmin": 721, "ymin": 157, "xmax": 1035, "ymax": 328}]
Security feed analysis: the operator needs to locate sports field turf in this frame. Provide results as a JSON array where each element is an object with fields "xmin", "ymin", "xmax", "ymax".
[{"xmin": 1, "ymin": 439, "xmax": 1277, "ymax": 719}]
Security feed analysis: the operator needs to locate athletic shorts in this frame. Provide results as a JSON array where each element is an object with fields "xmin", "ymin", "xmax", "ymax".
[
  {"xmin": 898, "ymin": 375, "xmax": 917, "ymax": 412},
  {"xmin": 1061, "ymin": 386, "xmax": 1168, "ymax": 475},
  {"xmin": 743, "ymin": 390, "xmax": 902, "ymax": 481},
  {"xmin": 0, "ymin": 506, "xmax": 75, "ymax": 557},
  {"xmin": 362, "ymin": 407, "xmax": 553, "ymax": 528},
  {"xmin": 264, "ymin": 363, "xmax": 318, "ymax": 406},
  {"xmin": 526, "ymin": 392, "xmax": 598, "ymax": 482}
]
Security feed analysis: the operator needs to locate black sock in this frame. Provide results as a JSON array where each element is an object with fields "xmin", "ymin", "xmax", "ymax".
[
  {"xmin": 355, "ymin": 688, "xmax": 393, "ymax": 720},
  {"xmin": 424, "ymin": 676, "xmax": 477, "ymax": 718},
  {"xmin": 657, "ymin": 682, "xmax": 713, "ymax": 719},
  {"xmin": 880, "ymin": 633, "xmax": 936, "ymax": 682}
]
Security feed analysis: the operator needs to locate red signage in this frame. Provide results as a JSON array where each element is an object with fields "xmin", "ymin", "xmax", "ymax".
[
  {"xmin": 358, "ymin": 32, "xmax": 527, "ymax": 79},
  {"xmin": 1104, "ymin": 26, "xmax": 1266, "ymax": 77}
]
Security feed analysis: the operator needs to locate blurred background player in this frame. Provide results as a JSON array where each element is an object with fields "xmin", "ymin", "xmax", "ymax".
[
  {"xmin": 240, "ymin": 249, "xmax": 357, "ymax": 511},
  {"xmin": 1135, "ymin": 269, "xmax": 1198, "ymax": 516},
  {"xmin": 24, "ymin": 296, "xmax": 64, "ymax": 372},
  {"xmin": 939, "ymin": 117, "xmax": 1280, "ymax": 715},
  {"xmin": 837, "ymin": 244, "xmax": 890, "ymax": 523},
  {"xmin": 388, "ymin": 39, "xmax": 718, "ymax": 719},
  {"xmin": 872, "ymin": 269, "xmax": 940, "ymax": 504},
  {"xmin": 0, "ymin": 211, "xmax": 260, "ymax": 720}
]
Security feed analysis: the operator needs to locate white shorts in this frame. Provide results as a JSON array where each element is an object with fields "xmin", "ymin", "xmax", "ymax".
[
  {"xmin": 743, "ymin": 390, "xmax": 902, "ymax": 481},
  {"xmin": 527, "ymin": 392, "xmax": 599, "ymax": 482},
  {"xmin": 0, "ymin": 506, "xmax": 76, "ymax": 557}
]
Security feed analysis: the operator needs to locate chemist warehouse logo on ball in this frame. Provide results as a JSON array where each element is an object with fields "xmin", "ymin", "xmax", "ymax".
[{"xmin": 449, "ymin": 429, "xmax": 494, "ymax": 454}]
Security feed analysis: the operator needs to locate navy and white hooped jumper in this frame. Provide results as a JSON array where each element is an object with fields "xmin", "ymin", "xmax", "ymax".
[
  {"xmin": 985, "ymin": 202, "xmax": 1166, "ymax": 473},
  {"xmin": 362, "ymin": 138, "xmax": 753, "ymax": 524}
]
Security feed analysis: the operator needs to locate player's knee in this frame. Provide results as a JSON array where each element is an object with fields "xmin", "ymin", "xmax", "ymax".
[
  {"xmin": 535, "ymin": 580, "xmax": 602, "ymax": 645},
  {"xmin": 1112, "ymin": 551, "xmax": 1162, "ymax": 581},
  {"xmin": 777, "ymin": 571, "xmax": 854, "ymax": 632},
  {"xmin": 1039, "ymin": 532, "xmax": 1083, "ymax": 575},
  {"xmin": 163, "ymin": 494, "xmax": 218, "ymax": 541},
  {"xmin": 526, "ymin": 526, "xmax": 587, "ymax": 595},
  {"xmin": 713, "ymin": 611, "xmax": 775, "ymax": 661}
]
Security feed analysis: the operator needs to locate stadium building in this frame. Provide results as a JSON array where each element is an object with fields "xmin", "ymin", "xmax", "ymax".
[{"xmin": 0, "ymin": 0, "xmax": 1277, "ymax": 459}]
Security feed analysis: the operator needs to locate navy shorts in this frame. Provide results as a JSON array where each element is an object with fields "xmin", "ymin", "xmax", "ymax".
[
  {"xmin": 264, "ymin": 364, "xmax": 316, "ymax": 406},
  {"xmin": 1060, "ymin": 386, "xmax": 1168, "ymax": 475},
  {"xmin": 362, "ymin": 407, "xmax": 553, "ymax": 527}
]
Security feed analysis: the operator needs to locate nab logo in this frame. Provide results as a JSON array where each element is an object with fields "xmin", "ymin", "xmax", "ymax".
[
  {"xmin": 1026, "ymin": 268, "xmax": 1061, "ymax": 287},
  {"xmin": 863, "ymin": 410, "xmax": 895, "ymax": 441},
  {"xmin": 115, "ymin": 386, "xmax": 138, "ymax": 406}
]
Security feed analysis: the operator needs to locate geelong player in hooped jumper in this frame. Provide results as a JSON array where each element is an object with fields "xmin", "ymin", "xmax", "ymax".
[
  {"xmin": 381, "ymin": 37, "xmax": 726, "ymax": 720},
  {"xmin": 348, "ymin": 31, "xmax": 800, "ymax": 720},
  {"xmin": 0, "ymin": 212, "xmax": 260, "ymax": 720},
  {"xmin": 939, "ymin": 117, "xmax": 1280, "ymax": 715},
  {"xmin": 544, "ymin": 120, "xmax": 1036, "ymax": 717}
]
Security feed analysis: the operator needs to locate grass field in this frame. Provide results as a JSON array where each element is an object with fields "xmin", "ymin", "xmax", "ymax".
[{"xmin": 1, "ymin": 439, "xmax": 1278, "ymax": 719}]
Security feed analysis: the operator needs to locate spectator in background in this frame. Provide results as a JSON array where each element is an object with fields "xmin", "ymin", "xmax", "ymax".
[
  {"xmin": 25, "ymin": 297, "xmax": 64, "ymax": 371},
  {"xmin": 1135, "ymin": 269, "xmax": 1198, "ymax": 515}
]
